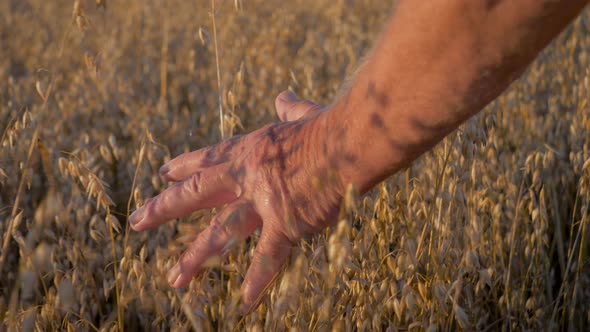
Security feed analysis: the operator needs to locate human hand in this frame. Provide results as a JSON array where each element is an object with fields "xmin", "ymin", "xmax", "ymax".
[{"xmin": 129, "ymin": 91, "xmax": 345, "ymax": 312}]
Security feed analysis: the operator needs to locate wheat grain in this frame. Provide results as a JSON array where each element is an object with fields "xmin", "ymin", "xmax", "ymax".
[{"xmin": 0, "ymin": 1, "xmax": 589, "ymax": 330}]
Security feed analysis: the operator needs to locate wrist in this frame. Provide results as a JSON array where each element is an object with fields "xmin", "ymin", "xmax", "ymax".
[
  {"xmin": 316, "ymin": 96, "xmax": 391, "ymax": 195},
  {"xmin": 319, "ymin": 88, "xmax": 426, "ymax": 195}
]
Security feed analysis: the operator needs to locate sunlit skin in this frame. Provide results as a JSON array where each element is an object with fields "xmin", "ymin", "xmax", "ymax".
[{"xmin": 130, "ymin": 0, "xmax": 589, "ymax": 313}]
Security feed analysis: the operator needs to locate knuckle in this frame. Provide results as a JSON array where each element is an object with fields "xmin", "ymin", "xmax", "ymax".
[
  {"xmin": 209, "ymin": 217, "xmax": 231, "ymax": 239},
  {"xmin": 188, "ymin": 172, "xmax": 203, "ymax": 194},
  {"xmin": 219, "ymin": 135, "xmax": 241, "ymax": 152},
  {"xmin": 142, "ymin": 199, "xmax": 157, "ymax": 221},
  {"xmin": 203, "ymin": 146, "xmax": 218, "ymax": 163},
  {"xmin": 178, "ymin": 155, "xmax": 188, "ymax": 167},
  {"xmin": 181, "ymin": 247, "xmax": 198, "ymax": 267}
]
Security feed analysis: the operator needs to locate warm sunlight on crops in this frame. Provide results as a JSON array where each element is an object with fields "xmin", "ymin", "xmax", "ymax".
[{"xmin": 1, "ymin": 1, "xmax": 589, "ymax": 330}]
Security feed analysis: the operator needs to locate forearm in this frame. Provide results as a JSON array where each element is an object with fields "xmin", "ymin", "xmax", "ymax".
[{"xmin": 321, "ymin": 0, "xmax": 588, "ymax": 192}]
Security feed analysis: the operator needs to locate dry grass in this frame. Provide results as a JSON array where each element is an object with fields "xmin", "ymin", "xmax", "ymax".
[{"xmin": 1, "ymin": 0, "xmax": 589, "ymax": 331}]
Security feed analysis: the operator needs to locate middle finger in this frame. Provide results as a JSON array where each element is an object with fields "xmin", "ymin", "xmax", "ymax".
[{"xmin": 130, "ymin": 163, "xmax": 240, "ymax": 231}]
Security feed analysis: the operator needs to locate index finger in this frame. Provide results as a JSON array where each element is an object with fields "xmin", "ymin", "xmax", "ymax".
[
  {"xmin": 130, "ymin": 163, "xmax": 240, "ymax": 231},
  {"xmin": 159, "ymin": 135, "xmax": 243, "ymax": 182}
]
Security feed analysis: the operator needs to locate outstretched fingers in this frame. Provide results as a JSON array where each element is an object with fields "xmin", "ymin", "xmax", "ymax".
[
  {"xmin": 159, "ymin": 135, "xmax": 243, "ymax": 182},
  {"xmin": 240, "ymin": 226, "xmax": 293, "ymax": 313},
  {"xmin": 130, "ymin": 163, "xmax": 240, "ymax": 231},
  {"xmin": 275, "ymin": 90, "xmax": 323, "ymax": 122},
  {"xmin": 167, "ymin": 201, "xmax": 261, "ymax": 288}
]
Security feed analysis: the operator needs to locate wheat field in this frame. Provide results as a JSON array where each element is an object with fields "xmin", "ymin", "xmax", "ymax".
[{"xmin": 1, "ymin": 1, "xmax": 589, "ymax": 331}]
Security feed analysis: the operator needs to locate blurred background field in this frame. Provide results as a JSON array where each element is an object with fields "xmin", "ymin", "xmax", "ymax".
[{"xmin": 1, "ymin": 0, "xmax": 589, "ymax": 330}]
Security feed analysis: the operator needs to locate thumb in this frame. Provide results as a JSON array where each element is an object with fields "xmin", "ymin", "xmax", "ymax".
[{"xmin": 275, "ymin": 90, "xmax": 323, "ymax": 122}]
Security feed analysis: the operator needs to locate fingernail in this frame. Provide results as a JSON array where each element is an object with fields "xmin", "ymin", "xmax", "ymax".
[
  {"xmin": 167, "ymin": 263, "xmax": 182, "ymax": 286},
  {"xmin": 280, "ymin": 90, "xmax": 297, "ymax": 102},
  {"xmin": 129, "ymin": 207, "xmax": 145, "ymax": 226},
  {"xmin": 159, "ymin": 163, "xmax": 171, "ymax": 177}
]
